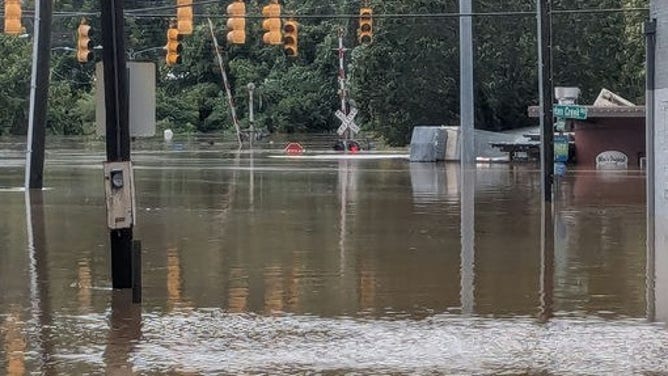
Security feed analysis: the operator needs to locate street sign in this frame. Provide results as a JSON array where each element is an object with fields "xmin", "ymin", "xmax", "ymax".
[
  {"xmin": 554, "ymin": 134, "xmax": 569, "ymax": 162},
  {"xmin": 553, "ymin": 104, "xmax": 588, "ymax": 120},
  {"xmin": 336, "ymin": 107, "xmax": 359, "ymax": 136},
  {"xmin": 555, "ymin": 118, "xmax": 566, "ymax": 132}
]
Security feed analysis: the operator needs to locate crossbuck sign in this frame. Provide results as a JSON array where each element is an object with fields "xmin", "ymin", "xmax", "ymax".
[{"xmin": 336, "ymin": 107, "xmax": 359, "ymax": 136}]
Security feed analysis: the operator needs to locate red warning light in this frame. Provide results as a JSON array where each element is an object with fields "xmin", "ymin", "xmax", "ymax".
[{"xmin": 284, "ymin": 142, "xmax": 305, "ymax": 154}]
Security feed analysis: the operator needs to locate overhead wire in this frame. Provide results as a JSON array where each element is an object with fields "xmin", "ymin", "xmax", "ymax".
[{"xmin": 2, "ymin": 7, "xmax": 651, "ymax": 20}]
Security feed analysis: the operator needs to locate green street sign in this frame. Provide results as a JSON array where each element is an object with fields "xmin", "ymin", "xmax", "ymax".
[{"xmin": 553, "ymin": 104, "xmax": 588, "ymax": 120}]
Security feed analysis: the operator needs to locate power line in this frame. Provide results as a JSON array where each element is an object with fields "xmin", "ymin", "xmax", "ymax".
[{"xmin": 7, "ymin": 7, "xmax": 650, "ymax": 20}]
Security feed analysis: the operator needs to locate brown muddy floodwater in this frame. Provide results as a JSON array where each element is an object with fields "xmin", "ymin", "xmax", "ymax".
[{"xmin": 0, "ymin": 136, "xmax": 666, "ymax": 375}]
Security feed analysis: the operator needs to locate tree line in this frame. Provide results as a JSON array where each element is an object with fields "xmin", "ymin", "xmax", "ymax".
[{"xmin": 0, "ymin": 0, "xmax": 647, "ymax": 145}]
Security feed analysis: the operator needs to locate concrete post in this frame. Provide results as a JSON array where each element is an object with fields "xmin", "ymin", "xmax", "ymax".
[{"xmin": 459, "ymin": 0, "xmax": 475, "ymax": 167}]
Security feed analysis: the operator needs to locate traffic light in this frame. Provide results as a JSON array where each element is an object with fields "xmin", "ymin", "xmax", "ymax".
[
  {"xmin": 4, "ymin": 0, "xmax": 22, "ymax": 35},
  {"xmin": 262, "ymin": 0, "xmax": 282, "ymax": 45},
  {"xmin": 177, "ymin": 0, "xmax": 193, "ymax": 35},
  {"xmin": 226, "ymin": 0, "xmax": 246, "ymax": 44},
  {"xmin": 76, "ymin": 20, "xmax": 93, "ymax": 63},
  {"xmin": 283, "ymin": 20, "xmax": 298, "ymax": 56},
  {"xmin": 358, "ymin": 7, "xmax": 373, "ymax": 44},
  {"xmin": 166, "ymin": 26, "xmax": 183, "ymax": 65}
]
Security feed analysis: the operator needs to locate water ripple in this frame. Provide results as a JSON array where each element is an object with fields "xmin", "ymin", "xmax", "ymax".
[{"xmin": 46, "ymin": 311, "xmax": 668, "ymax": 375}]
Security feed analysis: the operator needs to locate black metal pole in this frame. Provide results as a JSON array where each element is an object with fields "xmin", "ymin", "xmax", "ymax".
[
  {"xmin": 27, "ymin": 0, "xmax": 53, "ymax": 189},
  {"xmin": 539, "ymin": 0, "xmax": 554, "ymax": 202},
  {"xmin": 101, "ymin": 0, "xmax": 133, "ymax": 289}
]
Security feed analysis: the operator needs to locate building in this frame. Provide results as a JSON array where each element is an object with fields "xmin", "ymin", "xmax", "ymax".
[{"xmin": 528, "ymin": 89, "xmax": 646, "ymax": 169}]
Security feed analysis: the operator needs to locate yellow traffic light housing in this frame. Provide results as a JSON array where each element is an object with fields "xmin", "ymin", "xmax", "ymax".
[
  {"xmin": 166, "ymin": 27, "xmax": 183, "ymax": 66},
  {"xmin": 262, "ymin": 1, "xmax": 282, "ymax": 45},
  {"xmin": 76, "ymin": 20, "xmax": 93, "ymax": 63},
  {"xmin": 4, "ymin": 0, "xmax": 22, "ymax": 35},
  {"xmin": 283, "ymin": 20, "xmax": 298, "ymax": 57},
  {"xmin": 226, "ymin": 0, "xmax": 246, "ymax": 45},
  {"xmin": 177, "ymin": 0, "xmax": 193, "ymax": 35},
  {"xmin": 358, "ymin": 7, "xmax": 373, "ymax": 44}
]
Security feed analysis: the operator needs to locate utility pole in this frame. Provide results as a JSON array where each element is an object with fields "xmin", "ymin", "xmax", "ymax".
[
  {"xmin": 24, "ymin": 0, "xmax": 53, "ymax": 189},
  {"xmin": 459, "ymin": 0, "xmax": 475, "ymax": 167},
  {"xmin": 101, "ymin": 0, "xmax": 133, "ymax": 289},
  {"xmin": 649, "ymin": 0, "xmax": 668, "ymax": 323},
  {"xmin": 537, "ymin": 0, "xmax": 554, "ymax": 202}
]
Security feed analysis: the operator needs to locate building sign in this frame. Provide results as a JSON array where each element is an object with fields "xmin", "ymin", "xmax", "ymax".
[{"xmin": 596, "ymin": 150, "xmax": 628, "ymax": 169}]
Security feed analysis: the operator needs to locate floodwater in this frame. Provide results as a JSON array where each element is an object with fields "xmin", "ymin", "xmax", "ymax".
[{"xmin": 0, "ymin": 136, "xmax": 666, "ymax": 375}]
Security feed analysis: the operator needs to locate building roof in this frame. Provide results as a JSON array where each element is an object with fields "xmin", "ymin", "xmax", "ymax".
[{"xmin": 527, "ymin": 105, "xmax": 645, "ymax": 119}]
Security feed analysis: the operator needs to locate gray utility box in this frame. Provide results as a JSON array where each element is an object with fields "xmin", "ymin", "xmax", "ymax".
[
  {"xmin": 409, "ymin": 126, "xmax": 448, "ymax": 162},
  {"xmin": 103, "ymin": 161, "xmax": 136, "ymax": 230}
]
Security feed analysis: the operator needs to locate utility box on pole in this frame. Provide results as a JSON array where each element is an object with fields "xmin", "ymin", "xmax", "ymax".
[
  {"xmin": 96, "ymin": 62, "xmax": 156, "ymax": 137},
  {"xmin": 103, "ymin": 161, "xmax": 136, "ymax": 230}
]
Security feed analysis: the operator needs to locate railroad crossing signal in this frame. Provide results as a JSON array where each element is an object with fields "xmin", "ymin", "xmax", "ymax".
[
  {"xmin": 283, "ymin": 20, "xmax": 298, "ymax": 56},
  {"xmin": 166, "ymin": 26, "xmax": 183, "ymax": 65},
  {"xmin": 177, "ymin": 0, "xmax": 193, "ymax": 35},
  {"xmin": 358, "ymin": 8, "xmax": 373, "ymax": 44},
  {"xmin": 262, "ymin": 0, "xmax": 282, "ymax": 45},
  {"xmin": 4, "ymin": 0, "xmax": 22, "ymax": 35},
  {"xmin": 336, "ymin": 107, "xmax": 359, "ymax": 136},
  {"xmin": 77, "ymin": 20, "xmax": 93, "ymax": 63},
  {"xmin": 226, "ymin": 0, "xmax": 246, "ymax": 44}
]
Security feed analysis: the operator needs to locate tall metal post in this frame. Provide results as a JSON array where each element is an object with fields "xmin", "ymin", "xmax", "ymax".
[
  {"xmin": 645, "ymin": 18, "xmax": 656, "ymax": 321},
  {"xmin": 537, "ymin": 0, "xmax": 554, "ymax": 202},
  {"xmin": 459, "ymin": 0, "xmax": 475, "ymax": 167},
  {"xmin": 101, "ymin": 0, "xmax": 133, "ymax": 289},
  {"xmin": 650, "ymin": 0, "xmax": 668, "ymax": 323},
  {"xmin": 25, "ymin": 0, "xmax": 53, "ymax": 189},
  {"xmin": 337, "ymin": 28, "xmax": 349, "ymax": 140}
]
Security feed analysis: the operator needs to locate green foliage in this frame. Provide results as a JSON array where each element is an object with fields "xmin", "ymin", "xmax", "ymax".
[{"xmin": 0, "ymin": 0, "xmax": 649, "ymax": 147}]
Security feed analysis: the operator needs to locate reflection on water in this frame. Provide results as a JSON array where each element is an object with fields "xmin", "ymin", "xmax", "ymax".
[
  {"xmin": 0, "ymin": 138, "xmax": 665, "ymax": 374},
  {"xmin": 2, "ymin": 309, "xmax": 26, "ymax": 376}
]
